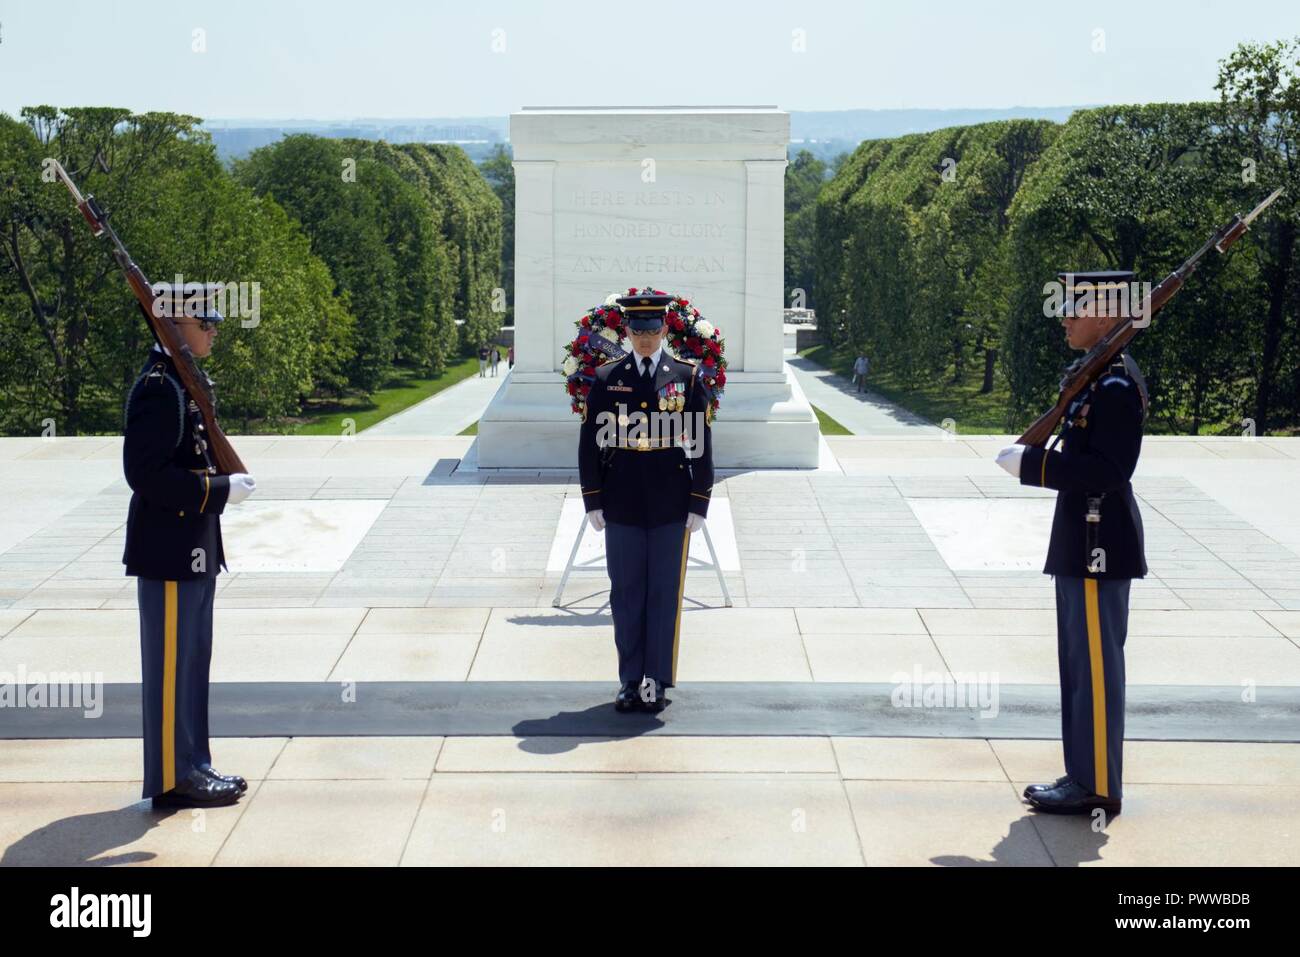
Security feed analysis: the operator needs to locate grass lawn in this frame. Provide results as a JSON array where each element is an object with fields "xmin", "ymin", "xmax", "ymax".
[
  {"xmin": 799, "ymin": 343, "xmax": 1015, "ymax": 434},
  {"xmin": 810, "ymin": 403, "xmax": 852, "ymax": 435},
  {"xmin": 291, "ymin": 355, "xmax": 485, "ymax": 436}
]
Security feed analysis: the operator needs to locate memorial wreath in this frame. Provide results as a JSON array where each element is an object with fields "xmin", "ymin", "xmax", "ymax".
[{"xmin": 562, "ymin": 286, "xmax": 727, "ymax": 422}]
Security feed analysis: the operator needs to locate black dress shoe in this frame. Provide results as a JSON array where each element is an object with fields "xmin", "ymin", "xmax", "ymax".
[
  {"xmin": 1023, "ymin": 775, "xmax": 1072, "ymax": 800},
  {"xmin": 639, "ymin": 677, "xmax": 666, "ymax": 713},
  {"xmin": 615, "ymin": 681, "xmax": 639, "ymax": 712},
  {"xmin": 1025, "ymin": 779, "xmax": 1120, "ymax": 815},
  {"xmin": 199, "ymin": 765, "xmax": 248, "ymax": 793},
  {"xmin": 151, "ymin": 768, "xmax": 242, "ymax": 809}
]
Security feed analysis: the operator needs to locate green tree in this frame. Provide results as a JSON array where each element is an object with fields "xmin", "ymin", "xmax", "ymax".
[
  {"xmin": 816, "ymin": 122, "xmax": 1055, "ymax": 396},
  {"xmin": 397, "ymin": 144, "xmax": 503, "ymax": 354},
  {"xmin": 785, "ymin": 149, "xmax": 828, "ymax": 310},
  {"xmin": 479, "ymin": 143, "xmax": 515, "ymax": 326},
  {"xmin": 1004, "ymin": 103, "xmax": 1248, "ymax": 432},
  {"xmin": 335, "ymin": 138, "xmax": 456, "ymax": 376},
  {"xmin": 1215, "ymin": 38, "xmax": 1300, "ymax": 434},
  {"xmin": 0, "ymin": 107, "xmax": 205, "ymax": 434},
  {"xmin": 0, "ymin": 108, "xmax": 355, "ymax": 434},
  {"xmin": 235, "ymin": 135, "xmax": 402, "ymax": 393}
]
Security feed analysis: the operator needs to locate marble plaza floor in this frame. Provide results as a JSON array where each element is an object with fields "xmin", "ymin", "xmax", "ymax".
[{"xmin": 1, "ymin": 433, "xmax": 1299, "ymax": 865}]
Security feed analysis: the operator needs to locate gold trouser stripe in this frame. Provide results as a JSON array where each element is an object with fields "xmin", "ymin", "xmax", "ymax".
[
  {"xmin": 163, "ymin": 580, "xmax": 179, "ymax": 792},
  {"xmin": 670, "ymin": 527, "xmax": 690, "ymax": 685},
  {"xmin": 1083, "ymin": 577, "xmax": 1108, "ymax": 798},
  {"xmin": 1040, "ymin": 450, "xmax": 1048, "ymax": 487},
  {"xmin": 199, "ymin": 473, "xmax": 211, "ymax": 512}
]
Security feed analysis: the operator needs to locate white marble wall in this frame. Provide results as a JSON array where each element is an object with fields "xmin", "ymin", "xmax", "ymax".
[{"xmin": 478, "ymin": 107, "xmax": 818, "ymax": 468}]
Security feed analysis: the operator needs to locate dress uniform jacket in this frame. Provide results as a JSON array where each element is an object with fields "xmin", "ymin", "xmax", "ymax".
[
  {"xmin": 578, "ymin": 351, "xmax": 714, "ymax": 528},
  {"xmin": 122, "ymin": 349, "xmax": 232, "ymax": 579},
  {"xmin": 1019, "ymin": 353, "xmax": 1148, "ymax": 580}
]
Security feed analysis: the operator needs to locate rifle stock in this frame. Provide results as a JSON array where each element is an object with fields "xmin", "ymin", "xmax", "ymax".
[
  {"xmin": 1016, "ymin": 189, "xmax": 1282, "ymax": 447},
  {"xmin": 52, "ymin": 161, "xmax": 247, "ymax": 475},
  {"xmin": 1019, "ymin": 401, "xmax": 1071, "ymax": 448}
]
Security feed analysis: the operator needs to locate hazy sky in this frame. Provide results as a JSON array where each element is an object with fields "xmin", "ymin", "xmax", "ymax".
[{"xmin": 1, "ymin": 0, "xmax": 1296, "ymax": 119}]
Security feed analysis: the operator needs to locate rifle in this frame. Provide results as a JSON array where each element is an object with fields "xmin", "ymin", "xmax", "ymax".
[
  {"xmin": 51, "ymin": 160, "xmax": 247, "ymax": 474},
  {"xmin": 1017, "ymin": 187, "xmax": 1285, "ymax": 448}
]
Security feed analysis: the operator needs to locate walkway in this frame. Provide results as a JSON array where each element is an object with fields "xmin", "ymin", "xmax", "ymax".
[
  {"xmin": 786, "ymin": 350, "xmax": 947, "ymax": 436},
  {"xmin": 363, "ymin": 364, "xmax": 510, "ymax": 436}
]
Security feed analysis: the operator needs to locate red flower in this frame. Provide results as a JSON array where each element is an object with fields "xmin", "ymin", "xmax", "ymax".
[
  {"xmin": 685, "ymin": 336, "xmax": 701, "ymax": 352},
  {"xmin": 627, "ymin": 286, "xmax": 637, "ymax": 295},
  {"xmin": 581, "ymin": 316, "xmax": 590, "ymax": 327},
  {"xmin": 679, "ymin": 298, "xmax": 690, "ymax": 306}
]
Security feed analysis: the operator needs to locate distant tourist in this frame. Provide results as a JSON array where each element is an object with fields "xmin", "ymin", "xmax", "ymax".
[
  {"xmin": 852, "ymin": 354, "xmax": 869, "ymax": 393},
  {"xmin": 491, "ymin": 347, "xmax": 501, "ymax": 376},
  {"xmin": 477, "ymin": 344, "xmax": 489, "ymax": 377},
  {"xmin": 507, "ymin": 345, "xmax": 515, "ymax": 369}
]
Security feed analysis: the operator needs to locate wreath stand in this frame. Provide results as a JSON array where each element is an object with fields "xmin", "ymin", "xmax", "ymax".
[{"xmin": 551, "ymin": 513, "xmax": 733, "ymax": 608}]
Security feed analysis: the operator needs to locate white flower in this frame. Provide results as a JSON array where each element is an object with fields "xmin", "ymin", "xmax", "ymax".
[
  {"xmin": 694, "ymin": 320, "xmax": 714, "ymax": 339},
  {"xmin": 599, "ymin": 326, "xmax": 620, "ymax": 343},
  {"xmin": 604, "ymin": 293, "xmax": 620, "ymax": 306},
  {"xmin": 562, "ymin": 356, "xmax": 578, "ymax": 376}
]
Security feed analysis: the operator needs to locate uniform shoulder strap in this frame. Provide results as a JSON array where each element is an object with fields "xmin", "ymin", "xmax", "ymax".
[
  {"xmin": 125, "ymin": 361, "xmax": 186, "ymax": 448},
  {"xmin": 1118, "ymin": 352, "xmax": 1149, "ymax": 419}
]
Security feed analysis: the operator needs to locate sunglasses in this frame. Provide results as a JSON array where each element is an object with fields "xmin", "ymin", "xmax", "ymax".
[
  {"xmin": 176, "ymin": 318, "xmax": 219, "ymax": 332},
  {"xmin": 629, "ymin": 327, "xmax": 664, "ymax": 338}
]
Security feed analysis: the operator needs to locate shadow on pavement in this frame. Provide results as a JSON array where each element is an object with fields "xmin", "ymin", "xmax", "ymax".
[
  {"xmin": 931, "ymin": 813, "xmax": 1110, "ymax": 867},
  {"xmin": 512, "ymin": 701, "xmax": 669, "ymax": 754},
  {"xmin": 1, "ymin": 804, "xmax": 173, "ymax": 867}
]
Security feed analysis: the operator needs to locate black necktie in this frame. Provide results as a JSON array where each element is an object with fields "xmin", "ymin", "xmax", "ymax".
[{"xmin": 641, "ymin": 356, "xmax": 652, "ymax": 379}]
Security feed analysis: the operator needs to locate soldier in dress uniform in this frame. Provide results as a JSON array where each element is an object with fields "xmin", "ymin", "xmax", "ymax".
[
  {"xmin": 578, "ymin": 293, "xmax": 714, "ymax": 712},
  {"xmin": 123, "ymin": 283, "xmax": 258, "ymax": 808},
  {"xmin": 996, "ymin": 271, "xmax": 1148, "ymax": 816}
]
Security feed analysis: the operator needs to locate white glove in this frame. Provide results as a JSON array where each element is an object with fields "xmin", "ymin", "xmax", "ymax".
[
  {"xmin": 685, "ymin": 513, "xmax": 705, "ymax": 533},
  {"xmin": 226, "ymin": 473, "xmax": 257, "ymax": 505},
  {"xmin": 587, "ymin": 508, "xmax": 605, "ymax": 531},
  {"xmin": 995, "ymin": 445, "xmax": 1025, "ymax": 478}
]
